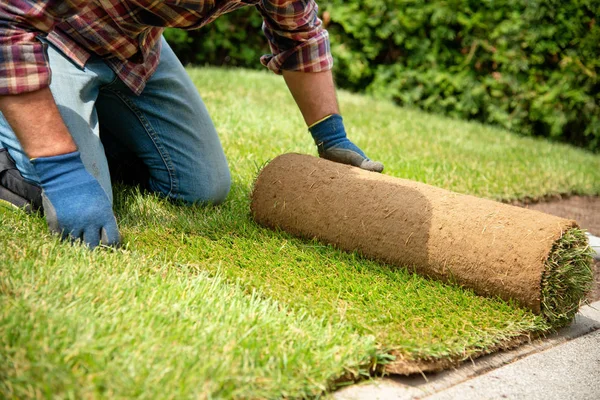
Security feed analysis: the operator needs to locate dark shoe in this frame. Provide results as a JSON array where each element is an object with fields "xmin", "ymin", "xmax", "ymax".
[{"xmin": 0, "ymin": 148, "xmax": 43, "ymax": 213}]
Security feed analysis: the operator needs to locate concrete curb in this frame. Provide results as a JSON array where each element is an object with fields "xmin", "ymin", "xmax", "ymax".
[
  {"xmin": 425, "ymin": 329, "xmax": 600, "ymax": 400},
  {"xmin": 586, "ymin": 233, "xmax": 600, "ymax": 260},
  {"xmin": 334, "ymin": 301, "xmax": 600, "ymax": 400}
]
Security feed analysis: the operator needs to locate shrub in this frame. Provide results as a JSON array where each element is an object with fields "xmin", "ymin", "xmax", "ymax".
[
  {"xmin": 164, "ymin": 1, "xmax": 600, "ymax": 151},
  {"xmin": 164, "ymin": 7, "xmax": 265, "ymax": 68}
]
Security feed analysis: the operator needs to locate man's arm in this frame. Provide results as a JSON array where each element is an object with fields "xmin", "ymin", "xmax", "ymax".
[
  {"xmin": 0, "ymin": 2, "xmax": 78, "ymax": 157},
  {"xmin": 283, "ymin": 69, "xmax": 384, "ymax": 172},
  {"xmin": 257, "ymin": 0, "xmax": 383, "ymax": 172},
  {"xmin": 0, "ymin": 88, "xmax": 77, "ymax": 158},
  {"xmin": 282, "ymin": 70, "xmax": 338, "ymax": 126},
  {"xmin": 0, "ymin": 88, "xmax": 119, "ymax": 248},
  {"xmin": 0, "ymin": 3, "xmax": 119, "ymax": 248}
]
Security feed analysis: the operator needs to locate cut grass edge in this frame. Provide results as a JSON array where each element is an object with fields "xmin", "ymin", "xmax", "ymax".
[
  {"xmin": 246, "ymin": 160, "xmax": 593, "ymax": 374},
  {"xmin": 541, "ymin": 227, "xmax": 595, "ymax": 327},
  {"xmin": 385, "ymin": 331, "xmax": 540, "ymax": 375}
]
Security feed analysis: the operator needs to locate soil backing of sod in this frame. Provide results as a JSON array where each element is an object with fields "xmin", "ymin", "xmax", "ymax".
[{"xmin": 251, "ymin": 154, "xmax": 594, "ymax": 372}]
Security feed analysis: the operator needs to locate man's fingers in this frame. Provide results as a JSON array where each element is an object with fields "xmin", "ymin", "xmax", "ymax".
[
  {"xmin": 322, "ymin": 147, "xmax": 365, "ymax": 167},
  {"xmin": 359, "ymin": 159, "xmax": 384, "ymax": 173},
  {"xmin": 83, "ymin": 227, "xmax": 101, "ymax": 249},
  {"xmin": 54, "ymin": 225, "xmax": 120, "ymax": 249},
  {"xmin": 322, "ymin": 147, "xmax": 385, "ymax": 173},
  {"xmin": 80, "ymin": 223, "xmax": 120, "ymax": 249},
  {"xmin": 62, "ymin": 228, "xmax": 83, "ymax": 243},
  {"xmin": 100, "ymin": 220, "xmax": 121, "ymax": 247}
]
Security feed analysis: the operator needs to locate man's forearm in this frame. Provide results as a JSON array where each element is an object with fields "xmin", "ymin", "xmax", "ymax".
[
  {"xmin": 282, "ymin": 70, "xmax": 339, "ymax": 126},
  {"xmin": 0, "ymin": 88, "xmax": 77, "ymax": 158}
]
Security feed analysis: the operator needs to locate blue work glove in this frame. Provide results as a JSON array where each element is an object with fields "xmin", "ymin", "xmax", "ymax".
[
  {"xmin": 309, "ymin": 114, "xmax": 384, "ymax": 172},
  {"xmin": 31, "ymin": 151, "xmax": 120, "ymax": 248}
]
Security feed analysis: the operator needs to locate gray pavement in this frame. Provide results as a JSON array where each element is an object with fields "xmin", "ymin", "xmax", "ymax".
[
  {"xmin": 426, "ymin": 330, "xmax": 600, "ymax": 400},
  {"xmin": 335, "ymin": 301, "xmax": 600, "ymax": 400},
  {"xmin": 587, "ymin": 233, "xmax": 600, "ymax": 260}
]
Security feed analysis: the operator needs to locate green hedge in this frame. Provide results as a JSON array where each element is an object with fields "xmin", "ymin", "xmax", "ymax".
[
  {"xmin": 164, "ymin": 8, "xmax": 265, "ymax": 68},
  {"xmin": 164, "ymin": 1, "xmax": 600, "ymax": 151}
]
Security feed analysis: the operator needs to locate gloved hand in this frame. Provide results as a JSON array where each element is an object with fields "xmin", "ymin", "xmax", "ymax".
[
  {"xmin": 309, "ymin": 114, "xmax": 384, "ymax": 172},
  {"xmin": 31, "ymin": 151, "xmax": 120, "ymax": 248}
]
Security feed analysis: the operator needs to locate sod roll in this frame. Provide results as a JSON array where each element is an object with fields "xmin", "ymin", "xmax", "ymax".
[{"xmin": 251, "ymin": 154, "xmax": 593, "ymax": 326}]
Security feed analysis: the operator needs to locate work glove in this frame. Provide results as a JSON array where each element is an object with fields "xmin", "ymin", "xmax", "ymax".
[
  {"xmin": 31, "ymin": 151, "xmax": 120, "ymax": 249},
  {"xmin": 0, "ymin": 148, "xmax": 42, "ymax": 212},
  {"xmin": 309, "ymin": 114, "xmax": 384, "ymax": 172}
]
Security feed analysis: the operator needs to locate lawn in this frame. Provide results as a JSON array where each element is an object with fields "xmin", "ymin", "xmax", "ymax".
[{"xmin": 2, "ymin": 67, "xmax": 599, "ymax": 399}]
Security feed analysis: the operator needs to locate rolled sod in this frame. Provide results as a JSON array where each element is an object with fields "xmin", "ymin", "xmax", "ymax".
[{"xmin": 251, "ymin": 154, "xmax": 593, "ymax": 327}]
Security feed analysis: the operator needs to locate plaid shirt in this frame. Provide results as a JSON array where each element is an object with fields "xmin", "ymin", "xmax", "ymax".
[{"xmin": 0, "ymin": 0, "xmax": 332, "ymax": 95}]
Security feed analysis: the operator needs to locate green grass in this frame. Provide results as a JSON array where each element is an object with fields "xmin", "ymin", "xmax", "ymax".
[
  {"xmin": 541, "ymin": 228, "xmax": 595, "ymax": 326},
  {"xmin": 0, "ymin": 211, "xmax": 380, "ymax": 399},
  {"xmin": 2, "ymin": 67, "xmax": 599, "ymax": 398}
]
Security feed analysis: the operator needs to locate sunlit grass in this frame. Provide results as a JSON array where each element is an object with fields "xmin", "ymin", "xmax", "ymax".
[
  {"xmin": 1, "ymin": 67, "xmax": 599, "ymax": 398},
  {"xmin": 0, "ymin": 209, "xmax": 380, "ymax": 399}
]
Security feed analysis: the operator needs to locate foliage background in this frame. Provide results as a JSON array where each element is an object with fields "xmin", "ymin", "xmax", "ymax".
[{"xmin": 164, "ymin": 0, "xmax": 600, "ymax": 151}]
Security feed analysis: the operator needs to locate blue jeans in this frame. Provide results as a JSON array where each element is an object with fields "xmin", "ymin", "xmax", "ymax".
[{"xmin": 0, "ymin": 37, "xmax": 231, "ymax": 205}]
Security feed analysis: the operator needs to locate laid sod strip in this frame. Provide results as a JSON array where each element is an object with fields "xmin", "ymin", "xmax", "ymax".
[
  {"xmin": 117, "ymin": 187, "xmax": 551, "ymax": 374},
  {"xmin": 541, "ymin": 228, "xmax": 595, "ymax": 326},
  {"xmin": 0, "ymin": 210, "xmax": 379, "ymax": 399},
  {"xmin": 250, "ymin": 154, "xmax": 594, "ymax": 330}
]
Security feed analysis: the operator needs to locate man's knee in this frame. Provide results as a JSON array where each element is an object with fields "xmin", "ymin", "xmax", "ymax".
[
  {"xmin": 151, "ymin": 166, "xmax": 231, "ymax": 206},
  {"xmin": 186, "ymin": 170, "xmax": 231, "ymax": 206}
]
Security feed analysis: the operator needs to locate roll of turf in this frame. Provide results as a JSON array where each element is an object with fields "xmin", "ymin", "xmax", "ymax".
[{"xmin": 251, "ymin": 154, "xmax": 593, "ymax": 326}]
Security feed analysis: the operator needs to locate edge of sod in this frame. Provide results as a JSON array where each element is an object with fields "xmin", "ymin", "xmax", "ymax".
[
  {"xmin": 540, "ymin": 227, "xmax": 594, "ymax": 327},
  {"xmin": 385, "ymin": 331, "xmax": 537, "ymax": 374}
]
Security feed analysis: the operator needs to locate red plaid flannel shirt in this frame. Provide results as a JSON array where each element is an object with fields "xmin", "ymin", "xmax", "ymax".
[{"xmin": 0, "ymin": 0, "xmax": 332, "ymax": 95}]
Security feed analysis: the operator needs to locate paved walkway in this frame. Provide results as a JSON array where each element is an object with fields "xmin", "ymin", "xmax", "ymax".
[
  {"xmin": 587, "ymin": 233, "xmax": 600, "ymax": 260},
  {"xmin": 335, "ymin": 301, "xmax": 600, "ymax": 400},
  {"xmin": 427, "ymin": 329, "xmax": 600, "ymax": 399}
]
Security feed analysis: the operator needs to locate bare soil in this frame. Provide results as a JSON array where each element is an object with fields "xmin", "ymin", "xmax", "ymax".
[{"xmin": 516, "ymin": 195, "xmax": 600, "ymax": 302}]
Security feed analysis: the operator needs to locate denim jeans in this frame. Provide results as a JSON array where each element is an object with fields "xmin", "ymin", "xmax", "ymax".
[{"xmin": 0, "ymin": 37, "xmax": 231, "ymax": 205}]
